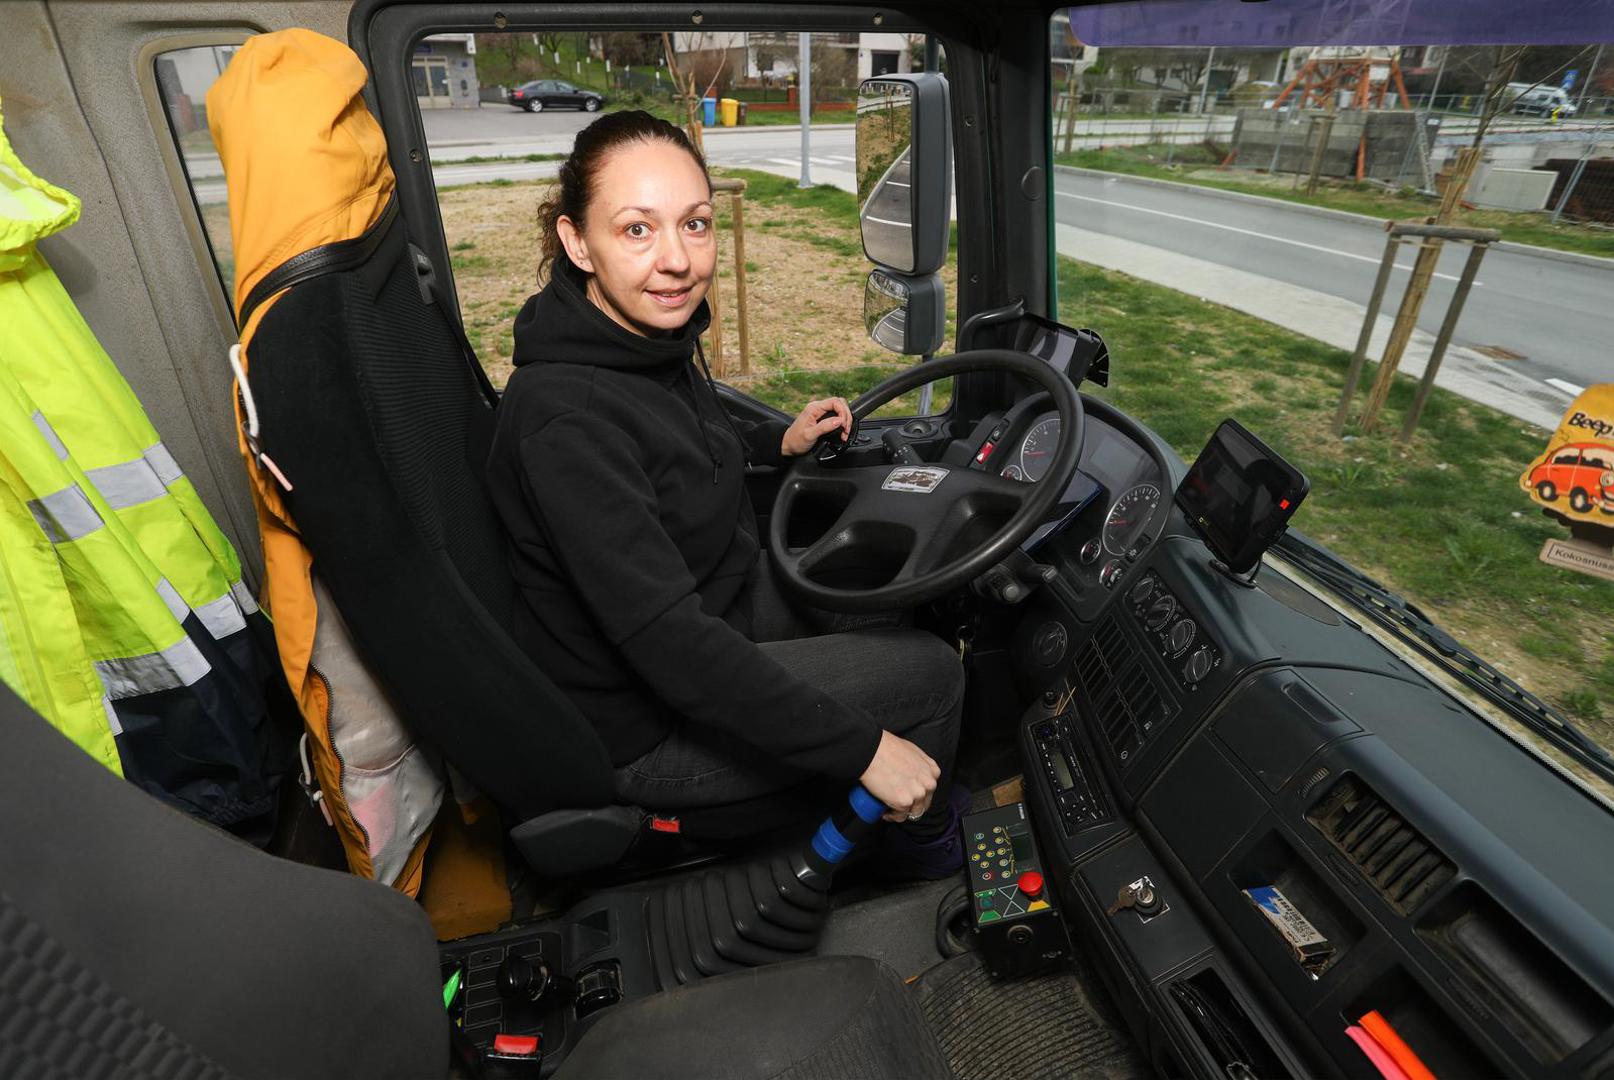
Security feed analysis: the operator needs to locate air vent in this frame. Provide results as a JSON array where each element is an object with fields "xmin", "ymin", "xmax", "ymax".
[
  {"xmin": 1073, "ymin": 615, "xmax": 1171, "ymax": 766},
  {"xmin": 1307, "ymin": 776, "xmax": 1455, "ymax": 915}
]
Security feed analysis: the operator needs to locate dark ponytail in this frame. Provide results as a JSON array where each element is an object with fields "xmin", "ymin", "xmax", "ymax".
[{"xmin": 535, "ymin": 110, "xmax": 709, "ymax": 283}]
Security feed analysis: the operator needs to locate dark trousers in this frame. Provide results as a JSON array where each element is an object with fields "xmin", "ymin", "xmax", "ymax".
[{"xmin": 613, "ymin": 555, "xmax": 964, "ymax": 837}]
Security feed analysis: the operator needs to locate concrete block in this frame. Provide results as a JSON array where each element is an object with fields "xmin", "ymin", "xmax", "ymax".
[{"xmin": 1473, "ymin": 168, "xmax": 1558, "ymax": 211}]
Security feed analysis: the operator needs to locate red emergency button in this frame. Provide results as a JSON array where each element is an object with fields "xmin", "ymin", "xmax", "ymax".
[
  {"xmin": 1017, "ymin": 871, "xmax": 1044, "ymax": 898},
  {"xmin": 975, "ymin": 440, "xmax": 996, "ymax": 464},
  {"xmin": 492, "ymin": 1034, "xmax": 540, "ymax": 1057}
]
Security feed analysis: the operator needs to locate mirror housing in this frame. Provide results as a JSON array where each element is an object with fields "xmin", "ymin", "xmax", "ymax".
[
  {"xmin": 864, "ymin": 270, "xmax": 946, "ymax": 356},
  {"xmin": 857, "ymin": 73, "xmax": 951, "ymax": 275}
]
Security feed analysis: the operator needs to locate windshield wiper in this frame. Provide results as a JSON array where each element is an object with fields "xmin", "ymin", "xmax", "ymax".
[{"xmin": 1272, "ymin": 532, "xmax": 1614, "ymax": 782}]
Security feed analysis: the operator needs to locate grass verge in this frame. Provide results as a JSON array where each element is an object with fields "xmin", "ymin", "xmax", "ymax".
[{"xmin": 1055, "ymin": 143, "xmax": 1614, "ymax": 260}]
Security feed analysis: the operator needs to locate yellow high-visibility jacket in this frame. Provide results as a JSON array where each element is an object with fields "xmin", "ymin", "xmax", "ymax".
[{"xmin": 0, "ymin": 96, "xmax": 284, "ymax": 837}]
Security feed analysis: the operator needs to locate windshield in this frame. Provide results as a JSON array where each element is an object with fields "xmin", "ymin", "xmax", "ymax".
[{"xmin": 1051, "ymin": 3, "xmax": 1614, "ymax": 765}]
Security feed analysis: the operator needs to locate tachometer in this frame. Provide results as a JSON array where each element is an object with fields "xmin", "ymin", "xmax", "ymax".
[
  {"xmin": 1017, "ymin": 417, "xmax": 1060, "ymax": 482},
  {"xmin": 1103, "ymin": 483, "xmax": 1162, "ymax": 558}
]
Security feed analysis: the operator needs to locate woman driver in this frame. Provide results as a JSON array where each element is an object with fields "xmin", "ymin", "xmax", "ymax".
[{"xmin": 486, "ymin": 111, "xmax": 964, "ymax": 877}]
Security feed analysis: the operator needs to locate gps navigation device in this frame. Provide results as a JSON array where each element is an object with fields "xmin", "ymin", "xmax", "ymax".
[{"xmin": 1175, "ymin": 419, "xmax": 1309, "ymax": 575}]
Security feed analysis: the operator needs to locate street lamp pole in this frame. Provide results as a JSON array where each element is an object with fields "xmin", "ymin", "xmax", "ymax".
[
  {"xmin": 799, "ymin": 33, "xmax": 813, "ymax": 187},
  {"xmin": 1427, "ymin": 47, "xmax": 1449, "ymax": 112}
]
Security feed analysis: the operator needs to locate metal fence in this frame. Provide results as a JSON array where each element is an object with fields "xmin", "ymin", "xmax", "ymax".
[
  {"xmin": 1051, "ymin": 88, "xmax": 1241, "ymax": 159},
  {"xmin": 1216, "ymin": 109, "xmax": 1443, "ymax": 187},
  {"xmin": 1404, "ymin": 93, "xmax": 1614, "ymax": 122},
  {"xmin": 1543, "ymin": 150, "xmax": 1614, "ymax": 227}
]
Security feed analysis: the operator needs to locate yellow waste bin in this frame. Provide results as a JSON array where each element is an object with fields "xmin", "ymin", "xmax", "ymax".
[{"xmin": 720, "ymin": 97, "xmax": 740, "ymax": 127}]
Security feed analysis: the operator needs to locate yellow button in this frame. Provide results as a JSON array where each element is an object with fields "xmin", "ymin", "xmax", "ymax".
[{"xmin": 1029, "ymin": 900, "xmax": 1050, "ymax": 912}]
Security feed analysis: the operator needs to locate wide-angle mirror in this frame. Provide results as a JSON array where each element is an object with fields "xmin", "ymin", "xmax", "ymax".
[
  {"xmin": 863, "ymin": 270, "xmax": 946, "ymax": 356},
  {"xmin": 856, "ymin": 73, "xmax": 951, "ymax": 275}
]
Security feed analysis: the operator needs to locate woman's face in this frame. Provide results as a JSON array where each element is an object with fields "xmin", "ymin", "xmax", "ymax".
[{"xmin": 557, "ymin": 139, "xmax": 716, "ymax": 337}]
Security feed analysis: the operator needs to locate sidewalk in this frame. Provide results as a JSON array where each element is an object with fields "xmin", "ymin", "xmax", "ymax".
[{"xmin": 1053, "ymin": 221, "xmax": 1566, "ymax": 430}]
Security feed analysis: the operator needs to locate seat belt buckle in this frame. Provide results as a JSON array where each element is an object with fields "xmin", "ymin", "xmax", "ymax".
[
  {"xmin": 649, "ymin": 815, "xmax": 681, "ymax": 834},
  {"xmin": 483, "ymin": 1032, "xmax": 543, "ymax": 1077}
]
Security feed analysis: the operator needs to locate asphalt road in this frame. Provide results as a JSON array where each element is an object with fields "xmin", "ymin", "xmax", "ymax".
[
  {"xmin": 1051, "ymin": 170, "xmax": 1608, "ymax": 394},
  {"xmin": 416, "ymin": 108, "xmax": 1233, "ymax": 163},
  {"xmin": 187, "ymin": 107, "xmax": 1607, "ymax": 416}
]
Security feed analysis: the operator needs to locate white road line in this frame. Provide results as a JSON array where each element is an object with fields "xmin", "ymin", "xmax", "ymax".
[
  {"xmin": 1055, "ymin": 191, "xmax": 1479, "ymax": 286},
  {"xmin": 825, "ymin": 154, "xmax": 858, "ymax": 163},
  {"xmin": 1545, "ymin": 377, "xmax": 1587, "ymax": 397},
  {"xmin": 765, "ymin": 157, "xmax": 799, "ymax": 166},
  {"xmin": 808, "ymin": 157, "xmax": 842, "ymax": 166}
]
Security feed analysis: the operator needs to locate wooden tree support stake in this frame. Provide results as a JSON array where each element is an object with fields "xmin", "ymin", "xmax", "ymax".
[{"xmin": 708, "ymin": 177, "xmax": 752, "ymax": 378}]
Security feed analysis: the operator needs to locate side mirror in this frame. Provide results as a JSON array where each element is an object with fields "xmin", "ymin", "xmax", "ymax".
[
  {"xmin": 864, "ymin": 270, "xmax": 946, "ymax": 356},
  {"xmin": 856, "ymin": 74, "xmax": 951, "ymax": 275}
]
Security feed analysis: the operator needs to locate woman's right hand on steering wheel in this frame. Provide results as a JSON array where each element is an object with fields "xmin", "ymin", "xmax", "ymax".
[{"xmin": 860, "ymin": 729, "xmax": 941, "ymax": 822}]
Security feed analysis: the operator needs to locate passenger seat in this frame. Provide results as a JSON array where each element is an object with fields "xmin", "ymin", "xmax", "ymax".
[{"xmin": 0, "ymin": 680, "xmax": 951, "ymax": 1079}]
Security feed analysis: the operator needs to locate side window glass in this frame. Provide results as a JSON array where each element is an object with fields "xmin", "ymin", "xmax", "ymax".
[
  {"xmin": 420, "ymin": 29, "xmax": 954, "ymax": 415},
  {"xmin": 153, "ymin": 43, "xmax": 243, "ymax": 305}
]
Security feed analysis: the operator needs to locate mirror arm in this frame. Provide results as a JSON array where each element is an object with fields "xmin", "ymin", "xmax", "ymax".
[{"xmin": 958, "ymin": 296, "xmax": 1027, "ymax": 352}]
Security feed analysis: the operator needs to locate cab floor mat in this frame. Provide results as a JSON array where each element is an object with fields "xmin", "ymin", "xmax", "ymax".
[
  {"xmin": 818, "ymin": 877, "xmax": 957, "ymax": 980},
  {"xmin": 911, "ymin": 951, "xmax": 1151, "ymax": 1080}
]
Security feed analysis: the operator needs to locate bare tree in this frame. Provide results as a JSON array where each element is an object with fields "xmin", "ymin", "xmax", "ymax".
[
  {"xmin": 810, "ymin": 39, "xmax": 856, "ymax": 103},
  {"xmin": 600, "ymin": 32, "xmax": 662, "ymax": 69},
  {"xmin": 535, "ymin": 32, "xmax": 563, "ymax": 61}
]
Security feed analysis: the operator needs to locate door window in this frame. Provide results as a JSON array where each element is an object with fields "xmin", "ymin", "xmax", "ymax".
[
  {"xmin": 417, "ymin": 28, "xmax": 954, "ymax": 418},
  {"xmin": 151, "ymin": 42, "xmax": 245, "ymax": 305}
]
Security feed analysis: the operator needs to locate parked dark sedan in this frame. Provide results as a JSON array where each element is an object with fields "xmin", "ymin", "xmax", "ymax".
[{"xmin": 508, "ymin": 79, "xmax": 605, "ymax": 112}]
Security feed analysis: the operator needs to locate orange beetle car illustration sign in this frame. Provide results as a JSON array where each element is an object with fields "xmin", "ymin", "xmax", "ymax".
[{"xmin": 1521, "ymin": 384, "xmax": 1614, "ymax": 581}]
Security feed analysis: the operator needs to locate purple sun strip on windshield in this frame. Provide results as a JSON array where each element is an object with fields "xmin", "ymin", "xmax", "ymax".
[{"xmin": 1069, "ymin": 0, "xmax": 1614, "ymax": 47}]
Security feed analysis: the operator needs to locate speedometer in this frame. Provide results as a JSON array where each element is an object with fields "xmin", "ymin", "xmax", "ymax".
[
  {"xmin": 1103, "ymin": 483, "xmax": 1162, "ymax": 558},
  {"xmin": 1018, "ymin": 417, "xmax": 1060, "ymax": 482}
]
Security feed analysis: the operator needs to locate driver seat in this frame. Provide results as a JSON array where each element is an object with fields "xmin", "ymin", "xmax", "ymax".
[{"xmin": 242, "ymin": 197, "xmax": 821, "ymax": 877}]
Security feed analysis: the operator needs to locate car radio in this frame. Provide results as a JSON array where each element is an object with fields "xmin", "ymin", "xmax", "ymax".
[
  {"xmin": 1030, "ymin": 713, "xmax": 1110, "ymax": 835},
  {"xmin": 962, "ymin": 801, "xmax": 1071, "ymax": 979}
]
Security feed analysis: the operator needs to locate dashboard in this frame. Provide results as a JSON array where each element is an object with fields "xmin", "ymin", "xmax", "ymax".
[
  {"xmin": 978, "ymin": 393, "xmax": 1614, "ymax": 1080},
  {"xmin": 962, "ymin": 400, "xmax": 1168, "ymax": 610}
]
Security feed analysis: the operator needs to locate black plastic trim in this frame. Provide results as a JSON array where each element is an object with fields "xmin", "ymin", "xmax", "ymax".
[{"xmin": 237, "ymin": 195, "xmax": 400, "ymax": 330}]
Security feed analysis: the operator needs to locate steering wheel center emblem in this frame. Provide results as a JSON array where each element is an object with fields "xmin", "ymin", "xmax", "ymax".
[{"xmin": 882, "ymin": 465, "xmax": 949, "ymax": 494}]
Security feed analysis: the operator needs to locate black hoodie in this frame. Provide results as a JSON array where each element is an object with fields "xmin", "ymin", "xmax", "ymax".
[{"xmin": 486, "ymin": 260, "xmax": 882, "ymax": 782}]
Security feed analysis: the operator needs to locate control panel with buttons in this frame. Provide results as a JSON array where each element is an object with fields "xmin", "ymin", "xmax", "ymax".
[
  {"xmin": 962, "ymin": 801, "xmax": 1071, "ymax": 979},
  {"xmin": 1126, "ymin": 572, "xmax": 1221, "ymax": 690}
]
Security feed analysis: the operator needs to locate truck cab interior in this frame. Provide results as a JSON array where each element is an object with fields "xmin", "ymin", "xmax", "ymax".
[{"xmin": 4, "ymin": 2, "xmax": 1614, "ymax": 1080}]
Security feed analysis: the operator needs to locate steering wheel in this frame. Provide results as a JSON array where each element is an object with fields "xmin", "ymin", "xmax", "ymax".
[{"xmin": 768, "ymin": 350, "xmax": 1085, "ymax": 613}]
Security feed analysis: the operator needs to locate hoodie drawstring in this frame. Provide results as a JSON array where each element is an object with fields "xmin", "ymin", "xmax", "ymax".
[
  {"xmin": 693, "ymin": 340, "xmax": 754, "ymax": 484},
  {"xmin": 687, "ymin": 347, "xmax": 724, "ymax": 484}
]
